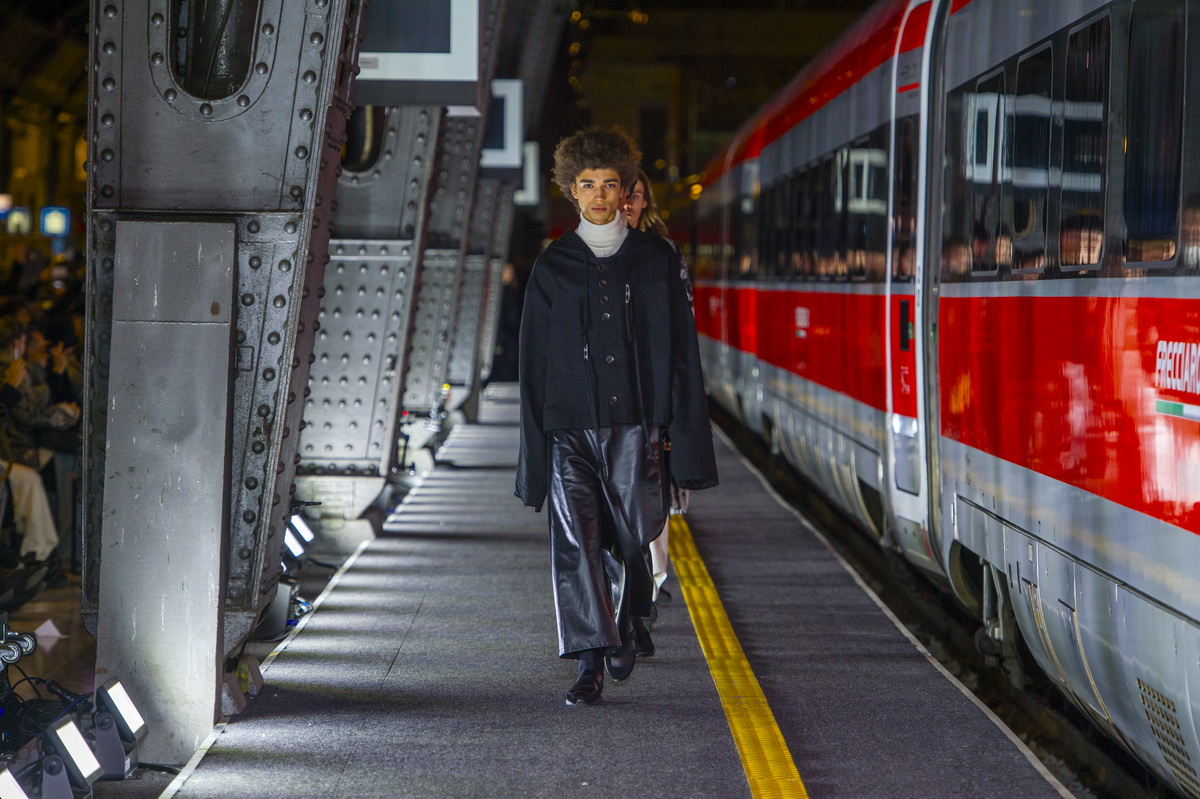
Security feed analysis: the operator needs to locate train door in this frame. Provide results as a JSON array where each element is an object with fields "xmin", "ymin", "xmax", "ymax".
[{"xmin": 884, "ymin": 0, "xmax": 940, "ymax": 570}]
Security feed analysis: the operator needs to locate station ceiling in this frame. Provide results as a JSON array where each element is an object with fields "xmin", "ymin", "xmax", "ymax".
[
  {"xmin": 535, "ymin": 0, "xmax": 878, "ymax": 224},
  {"xmin": 0, "ymin": 0, "xmax": 875, "ymax": 212}
]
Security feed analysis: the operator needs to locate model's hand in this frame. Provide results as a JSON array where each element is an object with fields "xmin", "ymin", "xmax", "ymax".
[{"xmin": 4, "ymin": 359, "xmax": 25, "ymax": 388}]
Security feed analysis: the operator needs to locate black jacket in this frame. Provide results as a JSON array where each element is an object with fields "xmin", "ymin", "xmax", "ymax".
[{"xmin": 516, "ymin": 227, "xmax": 718, "ymax": 510}]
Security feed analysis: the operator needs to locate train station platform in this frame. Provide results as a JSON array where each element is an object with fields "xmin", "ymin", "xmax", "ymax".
[{"xmin": 160, "ymin": 384, "xmax": 1074, "ymax": 799}]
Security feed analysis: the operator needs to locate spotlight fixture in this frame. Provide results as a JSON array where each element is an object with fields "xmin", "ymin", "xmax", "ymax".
[
  {"xmin": 41, "ymin": 717, "xmax": 102, "ymax": 797},
  {"xmin": 289, "ymin": 515, "xmax": 315, "ymax": 544},
  {"xmin": 95, "ymin": 679, "xmax": 146, "ymax": 743},
  {"xmin": 0, "ymin": 766, "xmax": 30, "ymax": 799},
  {"xmin": 284, "ymin": 527, "xmax": 306, "ymax": 559},
  {"xmin": 92, "ymin": 678, "xmax": 147, "ymax": 779}
]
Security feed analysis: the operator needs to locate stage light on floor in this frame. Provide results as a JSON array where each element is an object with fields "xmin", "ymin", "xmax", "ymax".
[
  {"xmin": 284, "ymin": 527, "xmax": 306, "ymax": 558},
  {"xmin": 0, "ymin": 767, "xmax": 30, "ymax": 799},
  {"xmin": 290, "ymin": 515, "xmax": 315, "ymax": 543},
  {"xmin": 96, "ymin": 679, "xmax": 146, "ymax": 743},
  {"xmin": 41, "ymin": 717, "xmax": 102, "ymax": 797},
  {"xmin": 93, "ymin": 677, "xmax": 147, "ymax": 779}
]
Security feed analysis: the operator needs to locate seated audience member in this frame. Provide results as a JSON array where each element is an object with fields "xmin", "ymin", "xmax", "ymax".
[{"xmin": 0, "ymin": 342, "xmax": 59, "ymax": 562}]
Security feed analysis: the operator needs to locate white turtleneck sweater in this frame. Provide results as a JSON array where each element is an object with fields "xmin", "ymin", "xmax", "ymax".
[{"xmin": 576, "ymin": 212, "xmax": 628, "ymax": 258}]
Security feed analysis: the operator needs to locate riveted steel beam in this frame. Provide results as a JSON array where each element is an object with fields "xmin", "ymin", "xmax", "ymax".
[
  {"xmin": 478, "ymin": 186, "xmax": 518, "ymax": 384},
  {"xmin": 446, "ymin": 178, "xmax": 515, "ymax": 418},
  {"xmin": 399, "ymin": 0, "xmax": 509, "ymax": 451},
  {"xmin": 293, "ymin": 104, "xmax": 441, "ymax": 542},
  {"xmin": 515, "ymin": 0, "xmax": 574, "ymax": 129},
  {"xmin": 84, "ymin": 0, "xmax": 365, "ymax": 738}
]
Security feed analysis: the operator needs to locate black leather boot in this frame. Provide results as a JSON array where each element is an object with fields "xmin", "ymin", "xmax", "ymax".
[
  {"xmin": 632, "ymin": 615, "xmax": 654, "ymax": 658},
  {"xmin": 605, "ymin": 618, "xmax": 638, "ymax": 681},
  {"xmin": 566, "ymin": 649, "xmax": 604, "ymax": 705}
]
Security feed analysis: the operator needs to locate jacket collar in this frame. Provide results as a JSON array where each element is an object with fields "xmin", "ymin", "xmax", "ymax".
[{"xmin": 555, "ymin": 227, "xmax": 648, "ymax": 260}]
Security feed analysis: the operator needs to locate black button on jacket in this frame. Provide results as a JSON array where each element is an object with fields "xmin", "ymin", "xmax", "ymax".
[{"xmin": 516, "ymin": 227, "xmax": 718, "ymax": 511}]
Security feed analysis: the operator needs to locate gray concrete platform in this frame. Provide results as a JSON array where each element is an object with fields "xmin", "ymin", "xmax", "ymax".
[{"xmin": 163, "ymin": 385, "xmax": 1072, "ymax": 799}]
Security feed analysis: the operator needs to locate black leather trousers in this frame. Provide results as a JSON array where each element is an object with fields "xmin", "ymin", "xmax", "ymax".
[{"xmin": 547, "ymin": 425, "xmax": 667, "ymax": 658}]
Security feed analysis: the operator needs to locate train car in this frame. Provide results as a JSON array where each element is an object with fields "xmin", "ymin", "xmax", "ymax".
[{"xmin": 691, "ymin": 1, "xmax": 1200, "ymax": 796}]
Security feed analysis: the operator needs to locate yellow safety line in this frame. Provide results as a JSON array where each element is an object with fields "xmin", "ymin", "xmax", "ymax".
[{"xmin": 669, "ymin": 514, "xmax": 810, "ymax": 799}]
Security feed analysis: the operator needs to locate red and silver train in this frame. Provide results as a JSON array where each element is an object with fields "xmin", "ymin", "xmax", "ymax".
[{"xmin": 690, "ymin": 0, "xmax": 1200, "ymax": 794}]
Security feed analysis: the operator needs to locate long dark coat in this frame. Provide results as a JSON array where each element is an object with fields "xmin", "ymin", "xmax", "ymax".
[{"xmin": 515, "ymin": 227, "xmax": 718, "ymax": 511}]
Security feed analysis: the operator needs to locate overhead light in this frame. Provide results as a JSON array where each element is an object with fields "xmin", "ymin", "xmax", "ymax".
[
  {"xmin": 0, "ymin": 767, "xmax": 30, "ymax": 799},
  {"xmin": 43, "ymin": 717, "xmax": 102, "ymax": 790},
  {"xmin": 290, "ymin": 515, "xmax": 315, "ymax": 543}
]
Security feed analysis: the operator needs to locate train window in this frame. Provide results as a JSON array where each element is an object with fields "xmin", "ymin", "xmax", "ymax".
[
  {"xmin": 835, "ymin": 147, "xmax": 852, "ymax": 279},
  {"xmin": 777, "ymin": 178, "xmax": 792, "ymax": 278},
  {"xmin": 756, "ymin": 184, "xmax": 772, "ymax": 279},
  {"xmin": 1124, "ymin": 1, "xmax": 1185, "ymax": 264},
  {"xmin": 847, "ymin": 139, "xmax": 870, "ymax": 280},
  {"xmin": 1011, "ymin": 46, "xmax": 1053, "ymax": 273},
  {"xmin": 943, "ymin": 78, "xmax": 972, "ymax": 279},
  {"xmin": 788, "ymin": 169, "xmax": 806, "ymax": 280},
  {"xmin": 772, "ymin": 180, "xmax": 785, "ymax": 278},
  {"xmin": 862, "ymin": 126, "xmax": 889, "ymax": 282},
  {"xmin": 892, "ymin": 116, "xmax": 918, "ymax": 282},
  {"xmin": 798, "ymin": 166, "xmax": 817, "ymax": 280},
  {"xmin": 1060, "ymin": 17, "xmax": 1109, "ymax": 267},
  {"xmin": 968, "ymin": 71, "xmax": 1010, "ymax": 275},
  {"xmin": 817, "ymin": 156, "xmax": 837, "ymax": 278}
]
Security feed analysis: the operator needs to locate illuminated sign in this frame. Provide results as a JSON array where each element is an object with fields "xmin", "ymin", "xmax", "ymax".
[
  {"xmin": 480, "ymin": 80, "xmax": 523, "ymax": 176},
  {"xmin": 513, "ymin": 142, "xmax": 540, "ymax": 206},
  {"xmin": 40, "ymin": 207, "xmax": 70, "ymax": 237},
  {"xmin": 0, "ymin": 195, "xmax": 11, "ymax": 214},
  {"xmin": 355, "ymin": 0, "xmax": 481, "ymax": 107}
]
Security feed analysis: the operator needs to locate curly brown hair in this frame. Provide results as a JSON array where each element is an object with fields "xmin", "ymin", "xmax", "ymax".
[{"xmin": 552, "ymin": 126, "xmax": 641, "ymax": 210}]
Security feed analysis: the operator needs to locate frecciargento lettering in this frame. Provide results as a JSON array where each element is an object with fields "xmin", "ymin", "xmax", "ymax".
[{"xmin": 1156, "ymin": 340, "xmax": 1200, "ymax": 396}]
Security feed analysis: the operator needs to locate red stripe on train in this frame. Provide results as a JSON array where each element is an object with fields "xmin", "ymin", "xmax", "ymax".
[
  {"xmin": 697, "ymin": 287, "xmax": 1200, "ymax": 535},
  {"xmin": 940, "ymin": 295, "xmax": 1200, "ymax": 535},
  {"xmin": 693, "ymin": 283, "xmax": 918, "ymax": 418}
]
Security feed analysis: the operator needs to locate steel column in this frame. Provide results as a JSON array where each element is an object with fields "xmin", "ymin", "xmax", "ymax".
[
  {"xmin": 398, "ymin": 0, "xmax": 508, "ymax": 454},
  {"xmin": 293, "ymin": 105, "xmax": 440, "ymax": 551},
  {"xmin": 85, "ymin": 0, "xmax": 364, "ymax": 760}
]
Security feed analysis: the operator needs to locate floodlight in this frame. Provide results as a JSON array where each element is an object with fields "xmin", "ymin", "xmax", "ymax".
[
  {"xmin": 0, "ymin": 767, "xmax": 29, "ymax": 799},
  {"xmin": 91, "ymin": 678, "xmax": 147, "ymax": 779},
  {"xmin": 284, "ymin": 528, "xmax": 305, "ymax": 558},
  {"xmin": 290, "ymin": 515, "xmax": 315, "ymax": 543},
  {"xmin": 96, "ymin": 678, "xmax": 146, "ymax": 742},
  {"xmin": 43, "ymin": 717, "xmax": 101, "ymax": 786},
  {"xmin": 38, "ymin": 756, "xmax": 72, "ymax": 799}
]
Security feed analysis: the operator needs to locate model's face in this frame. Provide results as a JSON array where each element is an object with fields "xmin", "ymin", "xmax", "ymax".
[
  {"xmin": 571, "ymin": 168, "xmax": 623, "ymax": 226},
  {"xmin": 624, "ymin": 180, "xmax": 647, "ymax": 229}
]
